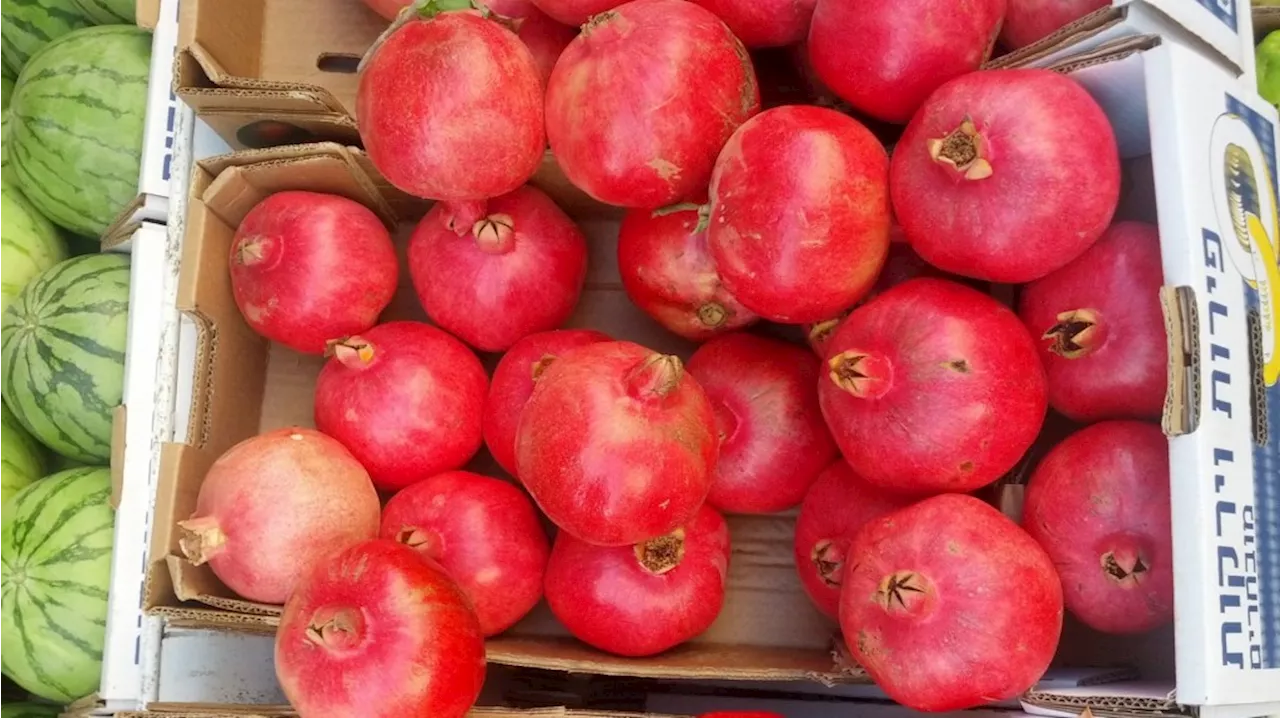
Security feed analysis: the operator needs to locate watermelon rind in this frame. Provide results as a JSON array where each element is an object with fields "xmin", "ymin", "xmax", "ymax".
[
  {"xmin": 2, "ymin": 181, "xmax": 68, "ymax": 317},
  {"xmin": 8, "ymin": 24, "xmax": 151, "ymax": 237},
  {"xmin": 70, "ymin": 0, "xmax": 131, "ymax": 23},
  {"xmin": 1, "ymin": 467, "xmax": 113, "ymax": 704},
  {"xmin": 0, "ymin": 702, "xmax": 62, "ymax": 718},
  {"xmin": 1, "ymin": 401, "xmax": 47, "ymax": 505},
  {"xmin": 1, "ymin": 253, "xmax": 130, "ymax": 462},
  {"xmin": 0, "ymin": 0, "xmax": 94, "ymax": 79}
]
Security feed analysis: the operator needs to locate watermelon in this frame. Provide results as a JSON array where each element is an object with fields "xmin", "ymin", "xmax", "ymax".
[
  {"xmin": 0, "ymin": 0, "xmax": 94, "ymax": 79},
  {"xmin": 1, "ymin": 467, "xmax": 113, "ymax": 703},
  {"xmin": 0, "ymin": 702, "xmax": 62, "ymax": 718},
  {"xmin": 1, "ymin": 253, "xmax": 130, "ymax": 462},
  {"xmin": 1, "ymin": 402, "xmax": 46, "ymax": 505},
  {"xmin": 2, "ymin": 182, "xmax": 67, "ymax": 316},
  {"xmin": 70, "ymin": 0, "xmax": 131, "ymax": 23},
  {"xmin": 1, "ymin": 71, "xmax": 12, "ymax": 167},
  {"xmin": 7, "ymin": 25, "xmax": 150, "ymax": 237}
]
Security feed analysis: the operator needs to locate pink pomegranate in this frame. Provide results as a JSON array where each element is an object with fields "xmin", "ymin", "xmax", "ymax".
[
  {"xmin": 228, "ymin": 191, "xmax": 398, "ymax": 355},
  {"xmin": 365, "ymin": 0, "xmax": 541, "ymax": 20},
  {"xmin": 808, "ymin": 0, "xmax": 1005, "ymax": 125},
  {"xmin": 380, "ymin": 471, "xmax": 550, "ymax": 636},
  {"xmin": 690, "ymin": 0, "xmax": 817, "ymax": 47},
  {"xmin": 686, "ymin": 333, "xmax": 836, "ymax": 514},
  {"xmin": 841, "ymin": 494, "xmax": 1063, "ymax": 711},
  {"xmin": 708, "ymin": 106, "xmax": 891, "ymax": 323},
  {"xmin": 407, "ymin": 185, "xmax": 589, "ymax": 352},
  {"xmin": 532, "ymin": 0, "xmax": 620, "ymax": 26},
  {"xmin": 1001, "ymin": 0, "xmax": 1109, "ymax": 49},
  {"xmin": 793, "ymin": 460, "xmax": 913, "ymax": 618},
  {"xmin": 819, "ymin": 279, "xmax": 1047, "ymax": 495},
  {"xmin": 545, "ymin": 0, "xmax": 760, "ymax": 208},
  {"xmin": 313, "ymin": 321, "xmax": 488, "ymax": 492},
  {"xmin": 515, "ymin": 9, "xmax": 577, "ymax": 87},
  {"xmin": 617, "ymin": 203, "xmax": 758, "ymax": 340},
  {"xmin": 544, "ymin": 504, "xmax": 730, "ymax": 656},
  {"xmin": 357, "ymin": 7, "xmax": 544, "ymax": 202},
  {"xmin": 1018, "ymin": 221, "xmax": 1167, "ymax": 422},
  {"xmin": 516, "ymin": 341, "xmax": 719, "ymax": 545},
  {"xmin": 891, "ymin": 69, "xmax": 1121, "ymax": 283},
  {"xmin": 1023, "ymin": 421, "xmax": 1173, "ymax": 634},
  {"xmin": 275, "ymin": 539, "xmax": 485, "ymax": 718},
  {"xmin": 178, "ymin": 427, "xmax": 381, "ymax": 604}
]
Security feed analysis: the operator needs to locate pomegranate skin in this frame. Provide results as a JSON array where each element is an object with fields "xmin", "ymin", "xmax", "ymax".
[
  {"xmin": 379, "ymin": 471, "xmax": 550, "ymax": 636},
  {"xmin": 532, "ymin": 0, "xmax": 621, "ymax": 25},
  {"xmin": 483, "ymin": 329, "xmax": 612, "ymax": 478},
  {"xmin": 544, "ymin": 504, "xmax": 730, "ymax": 656},
  {"xmin": 313, "ymin": 322, "xmax": 488, "ymax": 492},
  {"xmin": 275, "ymin": 540, "xmax": 486, "ymax": 718},
  {"xmin": 690, "ymin": 0, "xmax": 817, "ymax": 47},
  {"xmin": 687, "ymin": 333, "xmax": 836, "ymax": 514},
  {"xmin": 819, "ymin": 278, "xmax": 1047, "ymax": 495},
  {"xmin": 617, "ymin": 203, "xmax": 758, "ymax": 341},
  {"xmin": 841, "ymin": 494, "xmax": 1063, "ymax": 712},
  {"xmin": 228, "ymin": 191, "xmax": 398, "ymax": 355},
  {"xmin": 708, "ymin": 105, "xmax": 891, "ymax": 324},
  {"xmin": 517, "ymin": 9, "xmax": 577, "ymax": 88},
  {"xmin": 1001, "ymin": 0, "xmax": 1109, "ymax": 49},
  {"xmin": 807, "ymin": 0, "xmax": 1005, "ymax": 125},
  {"xmin": 1023, "ymin": 421, "xmax": 1173, "ymax": 634},
  {"xmin": 891, "ymin": 69, "xmax": 1121, "ymax": 283},
  {"xmin": 357, "ymin": 10, "xmax": 544, "ymax": 202},
  {"xmin": 407, "ymin": 185, "xmax": 589, "ymax": 352},
  {"xmin": 516, "ymin": 341, "xmax": 719, "ymax": 546},
  {"xmin": 1018, "ymin": 221, "xmax": 1167, "ymax": 422},
  {"xmin": 793, "ymin": 460, "xmax": 913, "ymax": 618},
  {"xmin": 177, "ymin": 428, "xmax": 381, "ymax": 605},
  {"xmin": 546, "ymin": 0, "xmax": 760, "ymax": 208},
  {"xmin": 365, "ymin": 0, "xmax": 541, "ymax": 20}
]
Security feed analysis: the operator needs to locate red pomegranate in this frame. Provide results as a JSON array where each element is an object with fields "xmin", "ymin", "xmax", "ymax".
[
  {"xmin": 819, "ymin": 279, "xmax": 1047, "ymax": 495},
  {"xmin": 1023, "ymin": 421, "xmax": 1173, "ymax": 634},
  {"xmin": 532, "ymin": 0, "xmax": 620, "ymax": 26},
  {"xmin": 690, "ymin": 0, "xmax": 816, "ymax": 47},
  {"xmin": 516, "ymin": 341, "xmax": 718, "ymax": 545},
  {"xmin": 617, "ymin": 203, "xmax": 758, "ymax": 340},
  {"xmin": 544, "ymin": 504, "xmax": 730, "ymax": 656},
  {"xmin": 793, "ymin": 459, "xmax": 913, "ymax": 618},
  {"xmin": 380, "ymin": 471, "xmax": 550, "ymax": 636},
  {"xmin": 407, "ymin": 185, "xmax": 589, "ymax": 352},
  {"xmin": 891, "ymin": 69, "xmax": 1121, "ymax": 283},
  {"xmin": 708, "ymin": 105, "xmax": 891, "ymax": 323},
  {"xmin": 1018, "ymin": 221, "xmax": 1167, "ymax": 422},
  {"xmin": 807, "ymin": 0, "xmax": 1005, "ymax": 125},
  {"xmin": 357, "ymin": 7, "xmax": 544, "ymax": 202},
  {"xmin": 365, "ymin": 0, "xmax": 541, "ymax": 20},
  {"xmin": 545, "ymin": 0, "xmax": 760, "ymax": 208},
  {"xmin": 177, "ymin": 428, "xmax": 380, "ymax": 604},
  {"xmin": 687, "ymin": 333, "xmax": 836, "ymax": 514},
  {"xmin": 275, "ymin": 539, "xmax": 485, "ymax": 718},
  {"xmin": 228, "ymin": 191, "xmax": 397, "ymax": 355},
  {"xmin": 516, "ymin": 8, "xmax": 577, "ymax": 87},
  {"xmin": 313, "ymin": 321, "xmax": 488, "ymax": 492},
  {"xmin": 1001, "ymin": 0, "xmax": 1109, "ymax": 49}
]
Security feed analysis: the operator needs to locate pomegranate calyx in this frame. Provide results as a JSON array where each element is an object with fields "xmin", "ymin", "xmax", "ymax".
[
  {"xmin": 696, "ymin": 302, "xmax": 727, "ymax": 328},
  {"xmin": 304, "ymin": 607, "xmax": 365, "ymax": 650},
  {"xmin": 635, "ymin": 528, "xmax": 686, "ymax": 575},
  {"xmin": 473, "ymin": 213, "xmax": 516, "ymax": 254},
  {"xmin": 176, "ymin": 516, "xmax": 228, "ymax": 565},
  {"xmin": 530, "ymin": 353, "xmax": 558, "ymax": 382},
  {"xmin": 927, "ymin": 117, "xmax": 992, "ymax": 180},
  {"xmin": 234, "ymin": 237, "xmax": 266, "ymax": 266},
  {"xmin": 1043, "ymin": 308, "xmax": 1104, "ymax": 358},
  {"xmin": 874, "ymin": 571, "xmax": 929, "ymax": 612},
  {"xmin": 327, "ymin": 336, "xmax": 376, "ymax": 369},
  {"xmin": 395, "ymin": 525, "xmax": 443, "ymax": 558},
  {"xmin": 626, "ymin": 353, "xmax": 684, "ymax": 399},
  {"xmin": 812, "ymin": 539, "xmax": 846, "ymax": 588},
  {"xmin": 1101, "ymin": 550, "xmax": 1150, "ymax": 585},
  {"xmin": 827, "ymin": 351, "xmax": 892, "ymax": 399},
  {"xmin": 582, "ymin": 9, "xmax": 621, "ymax": 37},
  {"xmin": 440, "ymin": 199, "xmax": 489, "ymax": 236}
]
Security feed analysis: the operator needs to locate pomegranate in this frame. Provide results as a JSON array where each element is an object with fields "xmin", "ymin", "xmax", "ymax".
[
  {"xmin": 275, "ymin": 539, "xmax": 485, "ymax": 718},
  {"xmin": 228, "ymin": 191, "xmax": 397, "ymax": 355},
  {"xmin": 484, "ymin": 329, "xmax": 611, "ymax": 478},
  {"xmin": 1001, "ymin": 0, "xmax": 1109, "ymax": 49},
  {"xmin": 365, "ymin": 0, "xmax": 541, "ymax": 20},
  {"xmin": 891, "ymin": 69, "xmax": 1121, "ymax": 283},
  {"xmin": 617, "ymin": 203, "xmax": 758, "ymax": 340},
  {"xmin": 357, "ymin": 7, "xmax": 544, "ymax": 202},
  {"xmin": 177, "ymin": 427, "xmax": 380, "ymax": 604},
  {"xmin": 531, "ymin": 0, "xmax": 619, "ymax": 26},
  {"xmin": 516, "ymin": 341, "xmax": 718, "ymax": 545},
  {"xmin": 1018, "ymin": 221, "xmax": 1167, "ymax": 422},
  {"xmin": 544, "ymin": 504, "xmax": 730, "ymax": 656},
  {"xmin": 807, "ymin": 0, "xmax": 1005, "ymax": 125},
  {"xmin": 1023, "ymin": 421, "xmax": 1173, "ymax": 634},
  {"xmin": 515, "ymin": 8, "xmax": 577, "ymax": 88},
  {"xmin": 690, "ymin": 0, "xmax": 816, "ymax": 48},
  {"xmin": 841, "ymin": 494, "xmax": 1063, "ymax": 712},
  {"xmin": 819, "ymin": 279, "xmax": 1047, "ymax": 495},
  {"xmin": 708, "ymin": 105, "xmax": 891, "ymax": 324},
  {"xmin": 313, "ymin": 321, "xmax": 488, "ymax": 492},
  {"xmin": 545, "ymin": 0, "xmax": 760, "ymax": 208},
  {"xmin": 793, "ymin": 459, "xmax": 913, "ymax": 618},
  {"xmin": 407, "ymin": 185, "xmax": 589, "ymax": 352},
  {"xmin": 686, "ymin": 333, "xmax": 836, "ymax": 514},
  {"xmin": 380, "ymin": 471, "xmax": 550, "ymax": 636}
]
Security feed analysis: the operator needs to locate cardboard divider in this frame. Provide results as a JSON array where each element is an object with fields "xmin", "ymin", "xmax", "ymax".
[{"xmin": 120, "ymin": 707, "xmax": 678, "ymax": 718}]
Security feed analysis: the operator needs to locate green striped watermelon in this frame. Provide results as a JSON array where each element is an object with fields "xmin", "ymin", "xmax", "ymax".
[
  {"xmin": 0, "ymin": 0, "xmax": 94, "ymax": 79},
  {"xmin": 1, "ymin": 253, "xmax": 129, "ymax": 462},
  {"xmin": 8, "ymin": 25, "xmax": 150, "ymax": 237},
  {"xmin": 1, "ymin": 71, "xmax": 12, "ymax": 167},
  {"xmin": 0, "ymin": 702, "xmax": 62, "ymax": 718},
  {"xmin": 1, "ymin": 467, "xmax": 113, "ymax": 703},
  {"xmin": 2, "ymin": 182, "xmax": 67, "ymax": 316},
  {"xmin": 70, "ymin": 0, "xmax": 130, "ymax": 23},
  {"xmin": 1, "ymin": 402, "xmax": 46, "ymax": 505}
]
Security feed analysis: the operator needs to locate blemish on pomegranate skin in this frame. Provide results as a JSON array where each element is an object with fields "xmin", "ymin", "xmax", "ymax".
[
  {"xmin": 958, "ymin": 461, "xmax": 974, "ymax": 473},
  {"xmin": 946, "ymin": 359, "xmax": 970, "ymax": 373},
  {"xmin": 290, "ymin": 433, "xmax": 304, "ymax": 441}
]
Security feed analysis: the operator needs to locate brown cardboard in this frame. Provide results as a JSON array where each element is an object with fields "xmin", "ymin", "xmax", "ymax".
[
  {"xmin": 111, "ymin": 405, "xmax": 128, "ymax": 509},
  {"xmin": 1256, "ymin": 5, "xmax": 1280, "ymax": 40},
  {"xmin": 137, "ymin": 0, "xmax": 161, "ymax": 29},
  {"xmin": 119, "ymin": 707, "xmax": 678, "ymax": 718}
]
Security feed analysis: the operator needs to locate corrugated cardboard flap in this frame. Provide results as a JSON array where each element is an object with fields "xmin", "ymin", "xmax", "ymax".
[
  {"xmin": 986, "ymin": 4, "xmax": 1127, "ymax": 69},
  {"xmin": 1257, "ymin": 6, "xmax": 1280, "ymax": 39},
  {"xmin": 1023, "ymin": 682, "xmax": 1183, "ymax": 717},
  {"xmin": 164, "ymin": 554, "xmax": 284, "ymax": 616},
  {"xmin": 152, "ymin": 604, "xmax": 279, "ymax": 634}
]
